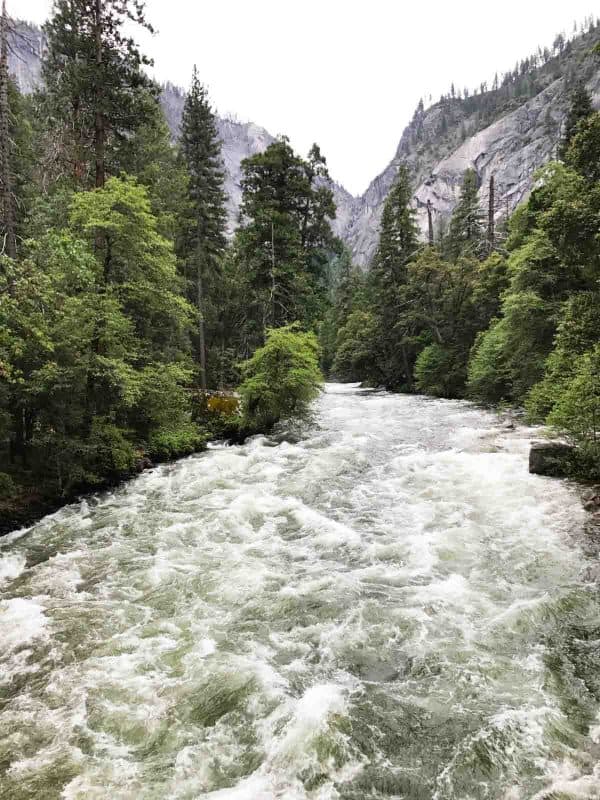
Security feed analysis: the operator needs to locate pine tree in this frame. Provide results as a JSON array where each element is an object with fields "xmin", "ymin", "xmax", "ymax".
[
  {"xmin": 42, "ymin": 0, "xmax": 155, "ymax": 188},
  {"xmin": 370, "ymin": 164, "xmax": 419, "ymax": 389},
  {"xmin": 180, "ymin": 66, "xmax": 227, "ymax": 390},
  {"xmin": 234, "ymin": 137, "xmax": 336, "ymax": 350},
  {"xmin": 0, "ymin": 0, "xmax": 15, "ymax": 257},
  {"xmin": 372, "ymin": 165, "xmax": 418, "ymax": 283},
  {"xmin": 447, "ymin": 169, "xmax": 485, "ymax": 260},
  {"xmin": 559, "ymin": 81, "xmax": 593, "ymax": 160}
]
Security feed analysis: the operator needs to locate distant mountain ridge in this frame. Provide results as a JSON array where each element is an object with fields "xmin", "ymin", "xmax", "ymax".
[{"xmin": 9, "ymin": 19, "xmax": 600, "ymax": 267}]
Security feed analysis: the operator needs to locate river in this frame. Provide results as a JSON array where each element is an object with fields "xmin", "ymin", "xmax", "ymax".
[{"xmin": 1, "ymin": 383, "xmax": 600, "ymax": 799}]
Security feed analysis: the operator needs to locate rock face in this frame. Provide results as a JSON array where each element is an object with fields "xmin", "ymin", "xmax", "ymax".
[
  {"xmin": 529, "ymin": 442, "xmax": 575, "ymax": 478},
  {"xmin": 7, "ymin": 22, "xmax": 43, "ymax": 93},
  {"xmin": 9, "ymin": 20, "xmax": 600, "ymax": 268}
]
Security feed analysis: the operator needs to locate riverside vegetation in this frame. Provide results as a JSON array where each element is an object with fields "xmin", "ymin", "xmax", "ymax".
[
  {"xmin": 0, "ymin": 1, "xmax": 329, "ymax": 529},
  {"xmin": 1, "ymin": 2, "xmax": 599, "ymax": 532},
  {"xmin": 324, "ymin": 68, "xmax": 600, "ymax": 481}
]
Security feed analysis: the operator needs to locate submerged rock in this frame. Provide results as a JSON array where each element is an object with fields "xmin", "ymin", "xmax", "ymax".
[
  {"xmin": 529, "ymin": 442, "xmax": 575, "ymax": 478},
  {"xmin": 583, "ymin": 489, "xmax": 600, "ymax": 511}
]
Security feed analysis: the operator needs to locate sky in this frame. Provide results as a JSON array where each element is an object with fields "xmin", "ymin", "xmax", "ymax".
[{"xmin": 14, "ymin": 0, "xmax": 599, "ymax": 196}]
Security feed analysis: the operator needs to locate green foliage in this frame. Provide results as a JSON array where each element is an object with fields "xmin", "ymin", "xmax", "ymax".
[
  {"xmin": 565, "ymin": 111, "xmax": 600, "ymax": 183},
  {"xmin": 69, "ymin": 175, "xmax": 193, "ymax": 356},
  {"xmin": 467, "ymin": 319, "xmax": 511, "ymax": 402},
  {"xmin": 369, "ymin": 166, "xmax": 419, "ymax": 389},
  {"xmin": 332, "ymin": 310, "xmax": 380, "ymax": 383},
  {"xmin": 238, "ymin": 325, "xmax": 323, "ymax": 430},
  {"xmin": 559, "ymin": 81, "xmax": 594, "ymax": 160},
  {"xmin": 178, "ymin": 67, "xmax": 228, "ymax": 387},
  {"xmin": 232, "ymin": 138, "xmax": 338, "ymax": 352},
  {"xmin": 0, "ymin": 473, "xmax": 16, "ymax": 499},
  {"xmin": 42, "ymin": 0, "xmax": 156, "ymax": 187},
  {"xmin": 0, "ymin": 179, "xmax": 199, "ymax": 497},
  {"xmin": 147, "ymin": 424, "xmax": 207, "ymax": 461},
  {"xmin": 446, "ymin": 169, "xmax": 486, "ymax": 260},
  {"xmin": 547, "ymin": 346, "xmax": 600, "ymax": 474},
  {"xmin": 328, "ymin": 172, "xmax": 508, "ymax": 400},
  {"xmin": 414, "ymin": 344, "xmax": 466, "ymax": 398},
  {"xmin": 526, "ymin": 292, "xmax": 600, "ymax": 421}
]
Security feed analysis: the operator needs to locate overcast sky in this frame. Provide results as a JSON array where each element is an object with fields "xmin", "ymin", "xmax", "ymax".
[{"xmin": 15, "ymin": 0, "xmax": 599, "ymax": 196}]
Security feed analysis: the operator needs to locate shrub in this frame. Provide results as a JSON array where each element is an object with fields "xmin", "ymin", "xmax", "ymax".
[
  {"xmin": 238, "ymin": 324, "xmax": 323, "ymax": 430},
  {"xmin": 332, "ymin": 310, "xmax": 380, "ymax": 383},
  {"xmin": 0, "ymin": 472, "xmax": 16, "ymax": 499},
  {"xmin": 526, "ymin": 291, "xmax": 600, "ymax": 422},
  {"xmin": 147, "ymin": 422, "xmax": 207, "ymax": 461},
  {"xmin": 467, "ymin": 318, "xmax": 511, "ymax": 403},
  {"xmin": 547, "ymin": 345, "xmax": 600, "ymax": 449},
  {"xmin": 414, "ymin": 343, "xmax": 466, "ymax": 398}
]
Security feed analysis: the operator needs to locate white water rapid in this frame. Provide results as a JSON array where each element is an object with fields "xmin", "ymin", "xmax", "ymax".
[{"xmin": 1, "ymin": 384, "xmax": 600, "ymax": 799}]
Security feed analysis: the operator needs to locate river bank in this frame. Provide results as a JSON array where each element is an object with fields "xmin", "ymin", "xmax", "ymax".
[{"xmin": 0, "ymin": 416, "xmax": 267, "ymax": 538}]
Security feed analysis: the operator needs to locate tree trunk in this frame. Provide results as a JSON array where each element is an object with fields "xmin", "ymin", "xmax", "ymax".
[
  {"xmin": 0, "ymin": 0, "xmax": 16, "ymax": 258},
  {"xmin": 401, "ymin": 345, "xmax": 413, "ymax": 391},
  {"xmin": 94, "ymin": 0, "xmax": 105, "ymax": 189},
  {"xmin": 270, "ymin": 219, "xmax": 276, "ymax": 327},
  {"xmin": 197, "ymin": 266, "xmax": 207, "ymax": 392},
  {"xmin": 427, "ymin": 200, "xmax": 434, "ymax": 247},
  {"xmin": 488, "ymin": 174, "xmax": 495, "ymax": 252}
]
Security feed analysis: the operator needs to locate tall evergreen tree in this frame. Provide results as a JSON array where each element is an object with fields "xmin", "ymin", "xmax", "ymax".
[
  {"xmin": 0, "ymin": 0, "xmax": 15, "ymax": 257},
  {"xmin": 559, "ymin": 81, "xmax": 593, "ymax": 160},
  {"xmin": 42, "ymin": 0, "xmax": 155, "ymax": 188},
  {"xmin": 372, "ymin": 165, "xmax": 418, "ymax": 284},
  {"xmin": 370, "ymin": 164, "xmax": 419, "ymax": 389},
  {"xmin": 447, "ymin": 169, "xmax": 485, "ymax": 260},
  {"xmin": 234, "ymin": 137, "xmax": 336, "ymax": 351},
  {"xmin": 179, "ymin": 66, "xmax": 227, "ymax": 390}
]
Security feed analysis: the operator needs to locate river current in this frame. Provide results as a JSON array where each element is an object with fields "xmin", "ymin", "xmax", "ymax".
[{"xmin": 1, "ymin": 384, "xmax": 600, "ymax": 799}]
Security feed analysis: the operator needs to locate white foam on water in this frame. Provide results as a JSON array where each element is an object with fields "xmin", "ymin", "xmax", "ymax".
[
  {"xmin": 0, "ymin": 551, "xmax": 26, "ymax": 585},
  {"xmin": 0, "ymin": 383, "xmax": 597, "ymax": 798},
  {"xmin": 0, "ymin": 596, "xmax": 49, "ymax": 654}
]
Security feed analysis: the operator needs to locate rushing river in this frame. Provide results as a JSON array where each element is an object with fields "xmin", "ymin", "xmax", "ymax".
[{"xmin": 1, "ymin": 384, "xmax": 600, "ymax": 800}]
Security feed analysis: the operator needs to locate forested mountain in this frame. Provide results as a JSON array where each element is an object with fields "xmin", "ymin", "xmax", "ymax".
[
  {"xmin": 345, "ymin": 20, "xmax": 600, "ymax": 265},
  {"xmin": 11, "ymin": 18, "xmax": 600, "ymax": 266},
  {"xmin": 9, "ymin": 21, "xmax": 357, "ymax": 241}
]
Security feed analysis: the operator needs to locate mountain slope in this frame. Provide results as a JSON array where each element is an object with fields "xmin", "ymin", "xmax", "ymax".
[
  {"xmin": 9, "ymin": 20, "xmax": 600, "ymax": 268},
  {"xmin": 8, "ymin": 22, "xmax": 359, "ymax": 242},
  {"xmin": 345, "ymin": 23, "xmax": 600, "ymax": 266}
]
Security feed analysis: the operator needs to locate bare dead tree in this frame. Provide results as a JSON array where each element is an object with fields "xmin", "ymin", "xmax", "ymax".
[
  {"xmin": 427, "ymin": 199, "xmax": 434, "ymax": 247},
  {"xmin": 487, "ymin": 174, "xmax": 495, "ymax": 253}
]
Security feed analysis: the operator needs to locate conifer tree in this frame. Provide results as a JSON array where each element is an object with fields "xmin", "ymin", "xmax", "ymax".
[
  {"xmin": 447, "ymin": 169, "xmax": 485, "ymax": 260},
  {"xmin": 559, "ymin": 81, "xmax": 593, "ymax": 160},
  {"xmin": 234, "ymin": 137, "xmax": 336, "ymax": 350},
  {"xmin": 370, "ymin": 164, "xmax": 419, "ymax": 389},
  {"xmin": 487, "ymin": 174, "xmax": 495, "ymax": 252},
  {"xmin": 180, "ymin": 66, "xmax": 227, "ymax": 390},
  {"xmin": 372, "ymin": 165, "xmax": 418, "ymax": 284},
  {"xmin": 42, "ymin": 0, "xmax": 155, "ymax": 188},
  {"xmin": 0, "ymin": 0, "xmax": 15, "ymax": 257}
]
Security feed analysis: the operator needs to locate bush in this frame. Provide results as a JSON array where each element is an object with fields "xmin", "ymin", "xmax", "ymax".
[
  {"xmin": 332, "ymin": 310, "xmax": 380, "ymax": 383},
  {"xmin": 526, "ymin": 291, "xmax": 600, "ymax": 422},
  {"xmin": 147, "ymin": 422, "xmax": 207, "ymax": 460},
  {"xmin": 467, "ymin": 319, "xmax": 511, "ymax": 402},
  {"xmin": 238, "ymin": 324, "xmax": 323, "ymax": 430},
  {"xmin": 547, "ymin": 345, "xmax": 600, "ymax": 448},
  {"xmin": 0, "ymin": 472, "xmax": 16, "ymax": 499},
  {"xmin": 414, "ymin": 343, "xmax": 466, "ymax": 398}
]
